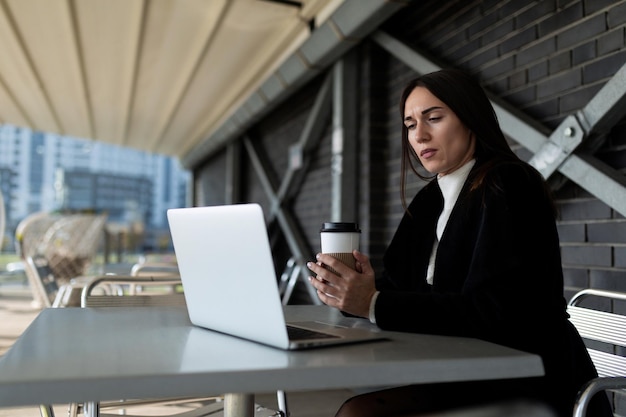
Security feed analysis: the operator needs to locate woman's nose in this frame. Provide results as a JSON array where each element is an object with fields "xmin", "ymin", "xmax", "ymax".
[{"xmin": 415, "ymin": 124, "xmax": 429, "ymax": 143}]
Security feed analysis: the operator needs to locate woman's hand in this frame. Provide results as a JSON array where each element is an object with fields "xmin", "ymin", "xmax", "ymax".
[{"xmin": 307, "ymin": 250, "xmax": 377, "ymax": 318}]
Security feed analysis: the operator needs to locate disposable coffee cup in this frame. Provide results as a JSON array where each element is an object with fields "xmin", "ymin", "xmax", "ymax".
[{"xmin": 320, "ymin": 222, "xmax": 361, "ymax": 273}]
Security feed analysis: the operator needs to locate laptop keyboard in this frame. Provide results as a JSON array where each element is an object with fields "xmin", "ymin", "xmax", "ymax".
[{"xmin": 287, "ymin": 325, "xmax": 339, "ymax": 340}]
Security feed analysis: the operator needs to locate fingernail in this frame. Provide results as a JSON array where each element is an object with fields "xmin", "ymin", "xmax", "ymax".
[{"xmin": 316, "ymin": 253, "xmax": 320, "ymax": 259}]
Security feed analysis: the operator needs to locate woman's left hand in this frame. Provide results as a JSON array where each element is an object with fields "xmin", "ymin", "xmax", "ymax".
[{"xmin": 307, "ymin": 250, "xmax": 377, "ymax": 318}]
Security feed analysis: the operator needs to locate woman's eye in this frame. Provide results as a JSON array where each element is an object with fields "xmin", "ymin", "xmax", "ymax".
[
  {"xmin": 405, "ymin": 124, "xmax": 415, "ymax": 130},
  {"xmin": 428, "ymin": 116, "xmax": 441, "ymax": 122}
]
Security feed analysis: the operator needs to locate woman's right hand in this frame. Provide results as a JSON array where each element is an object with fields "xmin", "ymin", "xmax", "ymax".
[{"xmin": 306, "ymin": 250, "xmax": 377, "ymax": 318}]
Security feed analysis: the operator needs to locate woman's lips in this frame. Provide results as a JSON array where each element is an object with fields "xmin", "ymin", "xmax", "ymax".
[{"xmin": 420, "ymin": 149, "xmax": 436, "ymax": 159}]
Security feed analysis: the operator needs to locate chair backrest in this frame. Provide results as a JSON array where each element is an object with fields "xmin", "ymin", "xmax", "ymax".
[
  {"xmin": 40, "ymin": 214, "xmax": 107, "ymax": 281},
  {"xmin": 567, "ymin": 289, "xmax": 626, "ymax": 379},
  {"xmin": 568, "ymin": 289, "xmax": 626, "ymax": 416},
  {"xmin": 81, "ymin": 276, "xmax": 186, "ymax": 308},
  {"xmin": 130, "ymin": 261, "xmax": 179, "ymax": 278}
]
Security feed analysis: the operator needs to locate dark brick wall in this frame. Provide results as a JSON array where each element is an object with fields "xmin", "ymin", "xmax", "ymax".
[{"xmin": 384, "ymin": 0, "xmax": 626, "ymax": 128}]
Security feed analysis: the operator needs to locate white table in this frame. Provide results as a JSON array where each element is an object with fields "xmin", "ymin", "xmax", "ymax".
[{"xmin": 0, "ymin": 305, "xmax": 544, "ymax": 416}]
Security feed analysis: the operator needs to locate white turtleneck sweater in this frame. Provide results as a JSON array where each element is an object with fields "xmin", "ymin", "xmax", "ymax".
[{"xmin": 369, "ymin": 159, "xmax": 476, "ymax": 323}]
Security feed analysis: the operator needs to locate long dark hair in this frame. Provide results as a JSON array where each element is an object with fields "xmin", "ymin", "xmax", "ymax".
[{"xmin": 399, "ymin": 68, "xmax": 548, "ymax": 211}]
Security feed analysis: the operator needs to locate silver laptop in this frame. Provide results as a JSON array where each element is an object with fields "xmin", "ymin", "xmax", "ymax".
[{"xmin": 167, "ymin": 203, "xmax": 384, "ymax": 350}]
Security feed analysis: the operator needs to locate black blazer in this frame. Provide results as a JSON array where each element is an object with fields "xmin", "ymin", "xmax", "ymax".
[{"xmin": 374, "ymin": 160, "xmax": 610, "ymax": 416}]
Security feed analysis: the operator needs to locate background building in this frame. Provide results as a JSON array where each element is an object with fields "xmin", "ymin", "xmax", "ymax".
[{"xmin": 0, "ymin": 124, "xmax": 190, "ymax": 251}]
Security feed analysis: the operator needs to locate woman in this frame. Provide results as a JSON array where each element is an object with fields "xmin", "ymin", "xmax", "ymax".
[{"xmin": 307, "ymin": 69, "xmax": 612, "ymax": 416}]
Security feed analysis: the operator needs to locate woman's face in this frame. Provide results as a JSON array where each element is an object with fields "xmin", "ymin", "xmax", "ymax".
[{"xmin": 403, "ymin": 86, "xmax": 475, "ymax": 176}]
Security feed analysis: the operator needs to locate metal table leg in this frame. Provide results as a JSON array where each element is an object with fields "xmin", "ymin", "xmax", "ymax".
[
  {"xmin": 224, "ymin": 393, "xmax": 254, "ymax": 417},
  {"xmin": 84, "ymin": 401, "xmax": 100, "ymax": 417}
]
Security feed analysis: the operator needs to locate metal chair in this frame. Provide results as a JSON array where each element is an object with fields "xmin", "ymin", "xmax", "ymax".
[
  {"xmin": 81, "ymin": 275, "xmax": 186, "ymax": 307},
  {"xmin": 568, "ymin": 289, "xmax": 626, "ymax": 416}
]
